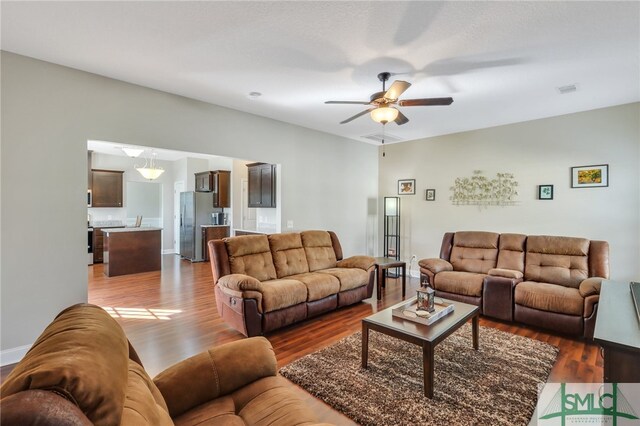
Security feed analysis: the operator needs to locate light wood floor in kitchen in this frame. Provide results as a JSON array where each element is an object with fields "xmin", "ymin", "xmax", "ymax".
[{"xmin": 2, "ymin": 255, "xmax": 603, "ymax": 424}]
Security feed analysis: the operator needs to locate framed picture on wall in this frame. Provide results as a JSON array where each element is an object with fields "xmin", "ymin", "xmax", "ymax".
[
  {"xmin": 398, "ymin": 179, "xmax": 416, "ymax": 195},
  {"xmin": 571, "ymin": 164, "xmax": 609, "ymax": 188},
  {"xmin": 425, "ymin": 189, "xmax": 436, "ymax": 201},
  {"xmin": 538, "ymin": 185, "xmax": 553, "ymax": 200}
]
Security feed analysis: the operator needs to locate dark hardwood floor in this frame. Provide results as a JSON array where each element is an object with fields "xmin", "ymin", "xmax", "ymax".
[{"xmin": 1, "ymin": 255, "xmax": 603, "ymax": 423}]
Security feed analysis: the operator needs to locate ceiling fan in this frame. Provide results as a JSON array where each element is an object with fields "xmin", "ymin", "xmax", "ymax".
[{"xmin": 325, "ymin": 72, "xmax": 453, "ymax": 125}]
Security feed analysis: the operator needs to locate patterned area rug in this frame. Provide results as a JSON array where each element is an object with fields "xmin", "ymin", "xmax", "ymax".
[{"xmin": 280, "ymin": 324, "xmax": 558, "ymax": 426}]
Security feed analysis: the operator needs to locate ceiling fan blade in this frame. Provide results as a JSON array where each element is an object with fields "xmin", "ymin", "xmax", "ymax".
[
  {"xmin": 394, "ymin": 110, "xmax": 409, "ymax": 125},
  {"xmin": 325, "ymin": 101, "xmax": 371, "ymax": 105},
  {"xmin": 384, "ymin": 80, "xmax": 411, "ymax": 101},
  {"xmin": 399, "ymin": 97, "xmax": 454, "ymax": 106},
  {"xmin": 340, "ymin": 108, "xmax": 374, "ymax": 124}
]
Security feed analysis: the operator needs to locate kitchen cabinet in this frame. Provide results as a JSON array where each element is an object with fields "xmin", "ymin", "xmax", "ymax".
[
  {"xmin": 195, "ymin": 172, "xmax": 211, "ymax": 192},
  {"xmin": 91, "ymin": 169, "xmax": 124, "ymax": 208},
  {"xmin": 92, "ymin": 226, "xmax": 125, "ymax": 263},
  {"xmin": 247, "ymin": 163, "xmax": 276, "ymax": 208},
  {"xmin": 194, "ymin": 171, "xmax": 230, "ymax": 208},
  {"xmin": 202, "ymin": 225, "xmax": 230, "ymax": 261}
]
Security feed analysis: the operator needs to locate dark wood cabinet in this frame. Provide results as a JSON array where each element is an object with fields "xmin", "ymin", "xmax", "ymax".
[
  {"xmin": 92, "ymin": 226, "xmax": 124, "ymax": 263},
  {"xmin": 195, "ymin": 172, "xmax": 211, "ymax": 192},
  {"xmin": 195, "ymin": 171, "xmax": 230, "ymax": 208},
  {"xmin": 202, "ymin": 226, "xmax": 230, "ymax": 261},
  {"xmin": 247, "ymin": 163, "xmax": 276, "ymax": 208},
  {"xmin": 91, "ymin": 169, "xmax": 124, "ymax": 208}
]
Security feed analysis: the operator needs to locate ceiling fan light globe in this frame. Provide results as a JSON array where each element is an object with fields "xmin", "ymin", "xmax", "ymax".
[{"xmin": 370, "ymin": 106, "xmax": 399, "ymax": 124}]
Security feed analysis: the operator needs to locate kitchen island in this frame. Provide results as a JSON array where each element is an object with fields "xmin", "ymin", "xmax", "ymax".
[{"xmin": 103, "ymin": 227, "xmax": 162, "ymax": 277}]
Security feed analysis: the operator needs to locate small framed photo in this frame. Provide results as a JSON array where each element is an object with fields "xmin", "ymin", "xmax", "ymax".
[
  {"xmin": 398, "ymin": 179, "xmax": 416, "ymax": 195},
  {"xmin": 571, "ymin": 164, "xmax": 609, "ymax": 188},
  {"xmin": 425, "ymin": 189, "xmax": 436, "ymax": 201},
  {"xmin": 538, "ymin": 185, "xmax": 553, "ymax": 200}
]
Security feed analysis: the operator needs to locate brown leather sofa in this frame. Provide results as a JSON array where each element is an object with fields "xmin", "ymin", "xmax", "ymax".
[
  {"xmin": 419, "ymin": 231, "xmax": 609, "ymax": 338},
  {"xmin": 0, "ymin": 303, "xmax": 332, "ymax": 426},
  {"xmin": 209, "ymin": 230, "xmax": 375, "ymax": 337}
]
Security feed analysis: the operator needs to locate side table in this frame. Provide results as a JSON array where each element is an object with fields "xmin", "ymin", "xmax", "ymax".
[{"xmin": 374, "ymin": 257, "xmax": 406, "ymax": 299}]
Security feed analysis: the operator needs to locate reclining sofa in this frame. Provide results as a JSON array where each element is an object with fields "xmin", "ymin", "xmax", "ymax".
[
  {"xmin": 209, "ymin": 230, "xmax": 375, "ymax": 337},
  {"xmin": 419, "ymin": 231, "xmax": 609, "ymax": 338},
  {"xmin": 0, "ymin": 303, "xmax": 331, "ymax": 426}
]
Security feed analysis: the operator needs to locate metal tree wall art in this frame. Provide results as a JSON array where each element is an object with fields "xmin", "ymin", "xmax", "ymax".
[{"xmin": 450, "ymin": 170, "xmax": 519, "ymax": 206}]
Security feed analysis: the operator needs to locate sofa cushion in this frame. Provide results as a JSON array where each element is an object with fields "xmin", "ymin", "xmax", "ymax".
[
  {"xmin": 449, "ymin": 231, "xmax": 499, "ymax": 274},
  {"xmin": 318, "ymin": 267, "xmax": 368, "ymax": 292},
  {"xmin": 0, "ymin": 303, "xmax": 129, "ymax": 426},
  {"xmin": 260, "ymin": 279, "xmax": 308, "ymax": 312},
  {"xmin": 121, "ymin": 360, "xmax": 173, "ymax": 425},
  {"xmin": 226, "ymin": 235, "xmax": 277, "ymax": 282},
  {"xmin": 515, "ymin": 281, "xmax": 584, "ymax": 316},
  {"xmin": 234, "ymin": 376, "xmax": 320, "ymax": 426},
  {"xmin": 301, "ymin": 230, "xmax": 337, "ymax": 272},
  {"xmin": 288, "ymin": 272, "xmax": 340, "ymax": 302},
  {"xmin": 174, "ymin": 396, "xmax": 243, "ymax": 426},
  {"xmin": 525, "ymin": 236, "xmax": 590, "ymax": 288},
  {"xmin": 433, "ymin": 271, "xmax": 485, "ymax": 297},
  {"xmin": 268, "ymin": 233, "xmax": 310, "ymax": 278},
  {"xmin": 496, "ymin": 233, "xmax": 526, "ymax": 272}
]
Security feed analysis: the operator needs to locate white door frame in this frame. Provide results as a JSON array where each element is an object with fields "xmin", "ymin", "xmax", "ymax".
[{"xmin": 241, "ymin": 178, "xmax": 256, "ymax": 231}]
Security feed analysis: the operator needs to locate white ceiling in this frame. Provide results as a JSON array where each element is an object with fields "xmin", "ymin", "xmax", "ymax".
[{"xmin": 2, "ymin": 1, "xmax": 639, "ymax": 145}]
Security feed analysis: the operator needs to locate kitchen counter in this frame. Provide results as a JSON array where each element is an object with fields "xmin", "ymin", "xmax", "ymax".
[
  {"xmin": 103, "ymin": 227, "xmax": 162, "ymax": 233},
  {"xmin": 103, "ymin": 228, "xmax": 161, "ymax": 277}
]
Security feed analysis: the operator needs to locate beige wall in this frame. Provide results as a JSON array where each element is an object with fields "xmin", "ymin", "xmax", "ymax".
[
  {"xmin": 0, "ymin": 52, "xmax": 378, "ymax": 360},
  {"xmin": 379, "ymin": 103, "xmax": 640, "ymax": 281}
]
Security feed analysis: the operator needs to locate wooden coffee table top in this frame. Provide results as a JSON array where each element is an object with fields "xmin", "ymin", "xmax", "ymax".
[{"xmin": 363, "ymin": 297, "xmax": 479, "ymax": 345}]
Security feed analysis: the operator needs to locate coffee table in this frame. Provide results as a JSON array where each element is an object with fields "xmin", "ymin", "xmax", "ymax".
[
  {"xmin": 373, "ymin": 257, "xmax": 406, "ymax": 299},
  {"xmin": 361, "ymin": 297, "xmax": 479, "ymax": 398}
]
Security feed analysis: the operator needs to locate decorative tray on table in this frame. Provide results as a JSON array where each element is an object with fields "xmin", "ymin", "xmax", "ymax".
[{"xmin": 392, "ymin": 298, "xmax": 455, "ymax": 326}]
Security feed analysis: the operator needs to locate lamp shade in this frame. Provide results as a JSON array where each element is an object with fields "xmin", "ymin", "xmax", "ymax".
[
  {"xmin": 136, "ymin": 167, "xmax": 165, "ymax": 180},
  {"xmin": 370, "ymin": 106, "xmax": 399, "ymax": 124},
  {"xmin": 122, "ymin": 147, "xmax": 144, "ymax": 157},
  {"xmin": 135, "ymin": 152, "xmax": 164, "ymax": 180}
]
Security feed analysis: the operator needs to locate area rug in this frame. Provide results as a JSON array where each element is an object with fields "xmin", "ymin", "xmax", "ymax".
[{"xmin": 280, "ymin": 324, "xmax": 558, "ymax": 426}]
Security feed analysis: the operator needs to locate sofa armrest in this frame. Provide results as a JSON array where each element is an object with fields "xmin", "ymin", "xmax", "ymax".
[
  {"xmin": 217, "ymin": 273, "xmax": 263, "ymax": 292},
  {"xmin": 488, "ymin": 268, "xmax": 524, "ymax": 280},
  {"xmin": 153, "ymin": 337, "xmax": 277, "ymax": 418},
  {"xmin": 336, "ymin": 255, "xmax": 375, "ymax": 271},
  {"xmin": 579, "ymin": 277, "xmax": 604, "ymax": 298},
  {"xmin": 418, "ymin": 258, "xmax": 453, "ymax": 274}
]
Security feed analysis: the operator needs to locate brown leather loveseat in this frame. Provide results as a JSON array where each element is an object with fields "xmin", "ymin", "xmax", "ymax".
[
  {"xmin": 209, "ymin": 230, "xmax": 375, "ymax": 337},
  {"xmin": 419, "ymin": 231, "xmax": 609, "ymax": 338},
  {"xmin": 0, "ymin": 303, "xmax": 331, "ymax": 426}
]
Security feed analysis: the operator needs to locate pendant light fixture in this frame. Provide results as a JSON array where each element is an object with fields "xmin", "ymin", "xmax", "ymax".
[
  {"xmin": 121, "ymin": 147, "xmax": 144, "ymax": 157},
  {"xmin": 136, "ymin": 152, "xmax": 164, "ymax": 180}
]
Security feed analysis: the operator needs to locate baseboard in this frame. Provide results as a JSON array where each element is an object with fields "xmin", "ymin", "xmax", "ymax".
[
  {"xmin": 162, "ymin": 249, "xmax": 177, "ymax": 254},
  {"xmin": 1, "ymin": 344, "xmax": 31, "ymax": 366}
]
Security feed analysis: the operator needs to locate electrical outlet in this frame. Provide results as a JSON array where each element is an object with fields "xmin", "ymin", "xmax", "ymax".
[{"xmin": 287, "ymin": 220, "xmax": 294, "ymax": 229}]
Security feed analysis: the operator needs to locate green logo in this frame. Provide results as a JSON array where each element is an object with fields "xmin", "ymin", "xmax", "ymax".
[{"xmin": 540, "ymin": 383, "xmax": 639, "ymax": 425}]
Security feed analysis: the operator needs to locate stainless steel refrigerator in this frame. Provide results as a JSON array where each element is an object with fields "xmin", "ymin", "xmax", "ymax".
[{"xmin": 180, "ymin": 191, "xmax": 213, "ymax": 262}]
